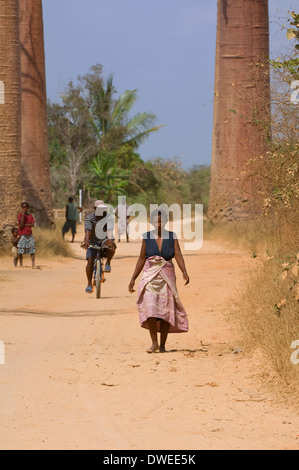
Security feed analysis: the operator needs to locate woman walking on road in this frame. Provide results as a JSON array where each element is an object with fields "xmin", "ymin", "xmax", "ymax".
[{"xmin": 129, "ymin": 209, "xmax": 189, "ymax": 353}]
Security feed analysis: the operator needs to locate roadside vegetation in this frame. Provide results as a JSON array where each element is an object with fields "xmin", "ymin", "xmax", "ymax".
[
  {"xmin": 235, "ymin": 12, "xmax": 299, "ymax": 400},
  {"xmin": 33, "ymin": 221, "xmax": 72, "ymax": 258}
]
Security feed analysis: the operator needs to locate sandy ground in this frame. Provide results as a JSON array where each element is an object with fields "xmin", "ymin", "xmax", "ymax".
[{"xmin": 0, "ymin": 224, "xmax": 299, "ymax": 450}]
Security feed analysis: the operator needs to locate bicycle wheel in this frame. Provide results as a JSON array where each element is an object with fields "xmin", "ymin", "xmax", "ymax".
[{"xmin": 95, "ymin": 259, "xmax": 102, "ymax": 298}]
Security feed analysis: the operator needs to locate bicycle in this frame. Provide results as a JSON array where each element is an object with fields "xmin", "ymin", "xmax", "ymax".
[{"xmin": 89, "ymin": 244, "xmax": 109, "ymax": 299}]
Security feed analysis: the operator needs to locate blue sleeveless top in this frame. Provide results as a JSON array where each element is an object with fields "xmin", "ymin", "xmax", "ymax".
[{"xmin": 143, "ymin": 231, "xmax": 175, "ymax": 261}]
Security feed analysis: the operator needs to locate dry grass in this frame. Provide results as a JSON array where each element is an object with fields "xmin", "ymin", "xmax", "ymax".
[
  {"xmin": 205, "ymin": 217, "xmax": 299, "ymax": 404},
  {"xmin": 204, "ymin": 216, "xmax": 296, "ymax": 257},
  {"xmin": 230, "ymin": 213, "xmax": 299, "ymax": 404},
  {"xmin": 33, "ymin": 221, "xmax": 71, "ymax": 258},
  {"xmin": 237, "ymin": 259, "xmax": 299, "ymax": 403},
  {"xmin": 204, "ymin": 219, "xmax": 268, "ymax": 254}
]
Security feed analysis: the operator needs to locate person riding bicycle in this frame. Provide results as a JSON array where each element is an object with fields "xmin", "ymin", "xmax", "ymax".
[{"xmin": 82, "ymin": 200, "xmax": 116, "ymax": 294}]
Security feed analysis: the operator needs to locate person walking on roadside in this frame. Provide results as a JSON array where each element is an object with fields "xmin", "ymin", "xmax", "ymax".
[
  {"xmin": 62, "ymin": 197, "xmax": 79, "ymax": 243},
  {"xmin": 128, "ymin": 209, "xmax": 189, "ymax": 353},
  {"xmin": 17, "ymin": 202, "xmax": 36, "ymax": 269}
]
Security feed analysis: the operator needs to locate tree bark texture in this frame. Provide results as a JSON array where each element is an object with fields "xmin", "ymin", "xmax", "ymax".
[
  {"xmin": 0, "ymin": 0, "xmax": 23, "ymax": 244},
  {"xmin": 208, "ymin": 0, "xmax": 271, "ymax": 221},
  {"xmin": 20, "ymin": 0, "xmax": 54, "ymax": 227}
]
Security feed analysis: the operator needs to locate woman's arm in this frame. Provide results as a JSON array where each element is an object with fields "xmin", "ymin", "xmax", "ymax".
[
  {"xmin": 82, "ymin": 229, "xmax": 91, "ymax": 249},
  {"xmin": 24, "ymin": 215, "xmax": 36, "ymax": 228},
  {"xmin": 174, "ymin": 238, "xmax": 190, "ymax": 285},
  {"xmin": 20, "ymin": 211, "xmax": 26, "ymax": 228},
  {"xmin": 128, "ymin": 240, "xmax": 146, "ymax": 293}
]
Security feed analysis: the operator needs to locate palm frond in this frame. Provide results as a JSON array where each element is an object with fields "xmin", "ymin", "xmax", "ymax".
[
  {"xmin": 124, "ymin": 124, "xmax": 165, "ymax": 147},
  {"xmin": 112, "ymin": 89, "xmax": 138, "ymax": 125},
  {"xmin": 126, "ymin": 112, "xmax": 158, "ymax": 134}
]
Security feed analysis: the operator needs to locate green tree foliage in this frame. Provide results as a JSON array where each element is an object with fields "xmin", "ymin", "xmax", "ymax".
[
  {"xmin": 286, "ymin": 11, "xmax": 299, "ymax": 45},
  {"xmin": 185, "ymin": 165, "xmax": 211, "ymax": 213},
  {"xmin": 86, "ymin": 152, "xmax": 130, "ymax": 202},
  {"xmin": 48, "ymin": 64, "xmax": 211, "ymax": 210},
  {"xmin": 48, "ymin": 85, "xmax": 98, "ymax": 199},
  {"xmin": 271, "ymin": 11, "xmax": 299, "ymax": 80},
  {"xmin": 125, "ymin": 157, "xmax": 210, "ymax": 213},
  {"xmin": 48, "ymin": 64, "xmax": 163, "ymax": 204}
]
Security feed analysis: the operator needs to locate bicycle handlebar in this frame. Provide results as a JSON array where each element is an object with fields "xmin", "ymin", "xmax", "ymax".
[{"xmin": 89, "ymin": 244, "xmax": 113, "ymax": 250}]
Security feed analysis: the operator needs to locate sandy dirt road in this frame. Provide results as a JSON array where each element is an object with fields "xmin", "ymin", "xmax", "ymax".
[{"xmin": 0, "ymin": 225, "xmax": 299, "ymax": 450}]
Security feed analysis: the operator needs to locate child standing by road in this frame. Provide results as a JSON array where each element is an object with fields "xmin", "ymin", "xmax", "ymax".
[{"xmin": 17, "ymin": 202, "xmax": 36, "ymax": 269}]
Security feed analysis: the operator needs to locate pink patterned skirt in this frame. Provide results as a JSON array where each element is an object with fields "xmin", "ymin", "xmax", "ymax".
[{"xmin": 137, "ymin": 256, "xmax": 189, "ymax": 333}]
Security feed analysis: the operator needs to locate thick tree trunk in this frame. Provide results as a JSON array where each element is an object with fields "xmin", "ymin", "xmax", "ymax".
[
  {"xmin": 0, "ymin": 0, "xmax": 23, "ymax": 245},
  {"xmin": 208, "ymin": 0, "xmax": 271, "ymax": 221},
  {"xmin": 20, "ymin": 0, "xmax": 55, "ymax": 227}
]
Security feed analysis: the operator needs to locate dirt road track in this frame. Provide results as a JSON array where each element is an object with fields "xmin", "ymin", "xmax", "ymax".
[{"xmin": 0, "ymin": 227, "xmax": 299, "ymax": 450}]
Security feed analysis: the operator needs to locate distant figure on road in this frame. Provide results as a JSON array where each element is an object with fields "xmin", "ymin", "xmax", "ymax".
[
  {"xmin": 17, "ymin": 202, "xmax": 36, "ymax": 269},
  {"xmin": 81, "ymin": 200, "xmax": 117, "ymax": 293},
  {"xmin": 62, "ymin": 197, "xmax": 79, "ymax": 243},
  {"xmin": 11, "ymin": 227, "xmax": 20, "ymax": 268},
  {"xmin": 115, "ymin": 197, "xmax": 131, "ymax": 243}
]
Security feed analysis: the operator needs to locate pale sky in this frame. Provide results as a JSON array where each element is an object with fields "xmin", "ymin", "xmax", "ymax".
[{"xmin": 43, "ymin": 0, "xmax": 297, "ymax": 169}]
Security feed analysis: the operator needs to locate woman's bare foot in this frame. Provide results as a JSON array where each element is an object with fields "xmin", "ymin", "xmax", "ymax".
[
  {"xmin": 146, "ymin": 343, "xmax": 159, "ymax": 353},
  {"xmin": 159, "ymin": 346, "xmax": 167, "ymax": 353}
]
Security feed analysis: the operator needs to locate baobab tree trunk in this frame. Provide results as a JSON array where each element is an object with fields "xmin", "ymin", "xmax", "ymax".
[
  {"xmin": 208, "ymin": 0, "xmax": 271, "ymax": 221},
  {"xmin": 20, "ymin": 0, "xmax": 55, "ymax": 227},
  {"xmin": 0, "ymin": 0, "xmax": 23, "ymax": 245}
]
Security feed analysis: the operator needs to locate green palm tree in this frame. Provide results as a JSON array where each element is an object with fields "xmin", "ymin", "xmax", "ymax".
[
  {"xmin": 111, "ymin": 89, "xmax": 163, "ymax": 148},
  {"xmin": 86, "ymin": 152, "xmax": 130, "ymax": 202},
  {"xmin": 48, "ymin": 65, "xmax": 164, "ymax": 200},
  {"xmin": 82, "ymin": 65, "xmax": 164, "ymax": 199},
  {"xmin": 83, "ymin": 65, "xmax": 164, "ymax": 152}
]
